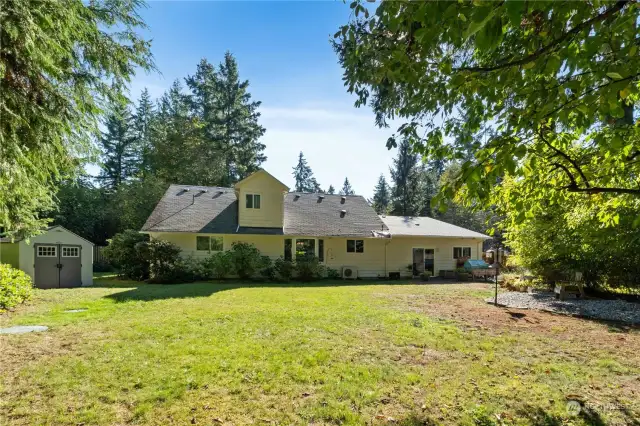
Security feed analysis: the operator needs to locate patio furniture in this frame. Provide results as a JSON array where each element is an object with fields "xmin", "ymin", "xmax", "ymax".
[
  {"xmin": 463, "ymin": 259, "xmax": 496, "ymax": 281},
  {"xmin": 554, "ymin": 272, "xmax": 585, "ymax": 300}
]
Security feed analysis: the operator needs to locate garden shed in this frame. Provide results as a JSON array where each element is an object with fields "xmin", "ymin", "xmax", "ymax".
[{"xmin": 0, "ymin": 225, "xmax": 93, "ymax": 288}]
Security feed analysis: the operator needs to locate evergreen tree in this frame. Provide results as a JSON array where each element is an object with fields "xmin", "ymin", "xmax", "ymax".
[
  {"xmin": 340, "ymin": 177, "xmax": 355, "ymax": 195},
  {"xmin": 327, "ymin": 185, "xmax": 336, "ymax": 195},
  {"xmin": 150, "ymin": 80, "xmax": 223, "ymax": 185},
  {"xmin": 311, "ymin": 179, "xmax": 323, "ymax": 193},
  {"xmin": 98, "ymin": 102, "xmax": 138, "ymax": 190},
  {"xmin": 390, "ymin": 137, "xmax": 424, "ymax": 216},
  {"xmin": 372, "ymin": 174, "xmax": 390, "ymax": 214},
  {"xmin": 133, "ymin": 88, "xmax": 155, "ymax": 177},
  {"xmin": 292, "ymin": 152, "xmax": 322, "ymax": 192},
  {"xmin": 187, "ymin": 53, "xmax": 266, "ymax": 186},
  {"xmin": 1, "ymin": 0, "xmax": 153, "ymax": 237}
]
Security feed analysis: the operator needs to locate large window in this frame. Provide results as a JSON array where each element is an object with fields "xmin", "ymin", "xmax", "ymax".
[
  {"xmin": 346, "ymin": 239, "xmax": 364, "ymax": 253},
  {"xmin": 453, "ymin": 247, "xmax": 471, "ymax": 259},
  {"xmin": 196, "ymin": 236, "xmax": 223, "ymax": 252},
  {"xmin": 284, "ymin": 239, "xmax": 292, "ymax": 261},
  {"xmin": 245, "ymin": 194, "xmax": 261, "ymax": 209},
  {"xmin": 296, "ymin": 239, "xmax": 315, "ymax": 259}
]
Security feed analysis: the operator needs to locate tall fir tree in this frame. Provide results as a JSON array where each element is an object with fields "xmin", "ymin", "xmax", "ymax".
[
  {"xmin": 372, "ymin": 174, "xmax": 390, "ymax": 214},
  {"xmin": 133, "ymin": 88, "xmax": 155, "ymax": 177},
  {"xmin": 292, "ymin": 152, "xmax": 321, "ymax": 192},
  {"xmin": 340, "ymin": 177, "xmax": 355, "ymax": 195},
  {"xmin": 186, "ymin": 53, "xmax": 266, "ymax": 186},
  {"xmin": 98, "ymin": 102, "xmax": 138, "ymax": 190},
  {"xmin": 327, "ymin": 185, "xmax": 336, "ymax": 195},
  {"xmin": 390, "ymin": 137, "xmax": 425, "ymax": 216},
  {"xmin": 150, "ymin": 80, "xmax": 223, "ymax": 185}
]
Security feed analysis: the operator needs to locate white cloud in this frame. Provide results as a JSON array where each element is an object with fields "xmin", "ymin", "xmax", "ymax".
[{"xmin": 259, "ymin": 106, "xmax": 398, "ymax": 198}]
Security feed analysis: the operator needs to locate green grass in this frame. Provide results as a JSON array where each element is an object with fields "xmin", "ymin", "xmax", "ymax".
[{"xmin": 1, "ymin": 277, "xmax": 638, "ymax": 425}]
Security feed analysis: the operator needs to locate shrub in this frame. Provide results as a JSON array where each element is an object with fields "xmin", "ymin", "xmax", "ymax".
[
  {"xmin": 203, "ymin": 251, "xmax": 235, "ymax": 279},
  {"xmin": 295, "ymin": 255, "xmax": 324, "ymax": 282},
  {"xmin": 326, "ymin": 267, "xmax": 340, "ymax": 280},
  {"xmin": 103, "ymin": 230, "xmax": 149, "ymax": 280},
  {"xmin": 0, "ymin": 264, "xmax": 33, "ymax": 311},
  {"xmin": 258, "ymin": 255, "xmax": 275, "ymax": 281},
  {"xmin": 230, "ymin": 242, "xmax": 262, "ymax": 279},
  {"xmin": 136, "ymin": 239, "xmax": 182, "ymax": 280},
  {"xmin": 92, "ymin": 258, "xmax": 113, "ymax": 273},
  {"xmin": 274, "ymin": 257, "xmax": 294, "ymax": 282}
]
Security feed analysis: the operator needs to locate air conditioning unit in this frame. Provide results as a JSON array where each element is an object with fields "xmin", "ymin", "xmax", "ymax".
[{"xmin": 342, "ymin": 266, "xmax": 358, "ymax": 279}]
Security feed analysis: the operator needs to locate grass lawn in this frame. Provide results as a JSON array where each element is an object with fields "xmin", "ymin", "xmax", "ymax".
[{"xmin": 1, "ymin": 277, "xmax": 639, "ymax": 425}]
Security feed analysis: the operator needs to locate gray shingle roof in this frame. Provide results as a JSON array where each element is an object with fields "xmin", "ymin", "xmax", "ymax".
[
  {"xmin": 284, "ymin": 193, "xmax": 387, "ymax": 237},
  {"xmin": 142, "ymin": 185, "xmax": 387, "ymax": 237},
  {"xmin": 380, "ymin": 215, "xmax": 490, "ymax": 239},
  {"xmin": 141, "ymin": 185, "xmax": 238, "ymax": 233}
]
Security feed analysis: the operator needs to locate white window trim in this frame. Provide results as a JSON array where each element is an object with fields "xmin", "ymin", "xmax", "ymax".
[
  {"xmin": 37, "ymin": 245, "xmax": 57, "ymax": 257},
  {"xmin": 61, "ymin": 246, "xmax": 80, "ymax": 257},
  {"xmin": 291, "ymin": 238, "xmax": 324, "ymax": 262},
  {"xmin": 453, "ymin": 246, "xmax": 472, "ymax": 259},
  {"xmin": 346, "ymin": 239, "xmax": 365, "ymax": 254},
  {"xmin": 245, "ymin": 193, "xmax": 261, "ymax": 209},
  {"xmin": 196, "ymin": 235, "xmax": 224, "ymax": 252}
]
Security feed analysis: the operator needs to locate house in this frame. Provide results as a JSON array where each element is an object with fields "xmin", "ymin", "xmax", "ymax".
[
  {"xmin": 0, "ymin": 225, "xmax": 94, "ymax": 288},
  {"xmin": 141, "ymin": 169, "xmax": 490, "ymax": 278}
]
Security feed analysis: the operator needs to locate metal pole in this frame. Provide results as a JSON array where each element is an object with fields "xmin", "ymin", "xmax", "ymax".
[{"xmin": 494, "ymin": 244, "xmax": 500, "ymax": 306}]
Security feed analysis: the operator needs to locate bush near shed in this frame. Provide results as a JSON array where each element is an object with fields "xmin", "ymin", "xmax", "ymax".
[{"xmin": 0, "ymin": 264, "xmax": 33, "ymax": 311}]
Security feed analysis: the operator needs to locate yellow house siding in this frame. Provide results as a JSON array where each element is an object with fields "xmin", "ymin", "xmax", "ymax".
[
  {"xmin": 149, "ymin": 232, "xmax": 285, "ymax": 260},
  {"xmin": 385, "ymin": 237, "xmax": 485, "ymax": 275},
  {"xmin": 323, "ymin": 237, "xmax": 387, "ymax": 278},
  {"xmin": 236, "ymin": 172, "xmax": 286, "ymax": 228},
  {"xmin": 149, "ymin": 232, "xmax": 486, "ymax": 278}
]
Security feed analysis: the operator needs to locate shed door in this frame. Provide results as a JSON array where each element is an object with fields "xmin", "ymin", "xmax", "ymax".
[
  {"xmin": 34, "ymin": 245, "xmax": 60, "ymax": 289},
  {"xmin": 59, "ymin": 245, "xmax": 82, "ymax": 288}
]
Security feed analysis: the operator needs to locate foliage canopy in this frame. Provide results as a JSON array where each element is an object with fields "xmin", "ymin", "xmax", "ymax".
[
  {"xmin": 1, "ymin": 0, "xmax": 154, "ymax": 238},
  {"xmin": 334, "ymin": 0, "xmax": 640, "ymax": 225}
]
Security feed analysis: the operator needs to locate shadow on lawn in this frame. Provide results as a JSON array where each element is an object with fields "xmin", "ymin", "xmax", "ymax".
[
  {"xmin": 513, "ymin": 403, "xmax": 637, "ymax": 426},
  {"xmin": 101, "ymin": 279, "xmax": 449, "ymax": 303}
]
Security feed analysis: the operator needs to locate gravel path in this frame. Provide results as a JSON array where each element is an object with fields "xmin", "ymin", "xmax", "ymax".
[{"xmin": 487, "ymin": 292, "xmax": 640, "ymax": 324}]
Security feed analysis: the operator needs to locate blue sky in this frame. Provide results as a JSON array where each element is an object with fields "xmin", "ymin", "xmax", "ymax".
[{"xmin": 125, "ymin": 1, "xmax": 397, "ymax": 198}]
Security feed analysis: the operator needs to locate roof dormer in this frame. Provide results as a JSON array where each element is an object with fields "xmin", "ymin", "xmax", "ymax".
[{"xmin": 234, "ymin": 170, "xmax": 289, "ymax": 228}]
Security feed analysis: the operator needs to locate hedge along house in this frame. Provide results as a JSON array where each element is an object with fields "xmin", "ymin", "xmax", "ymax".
[
  {"xmin": 0, "ymin": 226, "xmax": 94, "ymax": 288},
  {"xmin": 142, "ymin": 169, "xmax": 490, "ymax": 278}
]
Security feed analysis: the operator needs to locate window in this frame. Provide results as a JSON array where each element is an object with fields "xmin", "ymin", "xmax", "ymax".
[
  {"xmin": 245, "ymin": 194, "xmax": 260, "ymax": 209},
  {"xmin": 284, "ymin": 238, "xmax": 292, "ymax": 261},
  {"xmin": 453, "ymin": 247, "xmax": 471, "ymax": 259},
  {"xmin": 296, "ymin": 239, "xmax": 315, "ymax": 259},
  {"xmin": 62, "ymin": 247, "xmax": 79, "ymax": 257},
  {"xmin": 318, "ymin": 239, "xmax": 324, "ymax": 262},
  {"xmin": 196, "ymin": 236, "xmax": 223, "ymax": 252},
  {"xmin": 347, "ymin": 239, "xmax": 364, "ymax": 253},
  {"xmin": 37, "ymin": 245, "xmax": 57, "ymax": 257}
]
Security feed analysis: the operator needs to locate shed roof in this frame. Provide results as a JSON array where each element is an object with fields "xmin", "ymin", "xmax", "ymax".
[{"xmin": 380, "ymin": 216, "xmax": 490, "ymax": 239}]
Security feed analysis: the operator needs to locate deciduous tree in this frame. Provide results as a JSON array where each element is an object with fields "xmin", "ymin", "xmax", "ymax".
[{"xmin": 334, "ymin": 1, "xmax": 640, "ymax": 226}]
